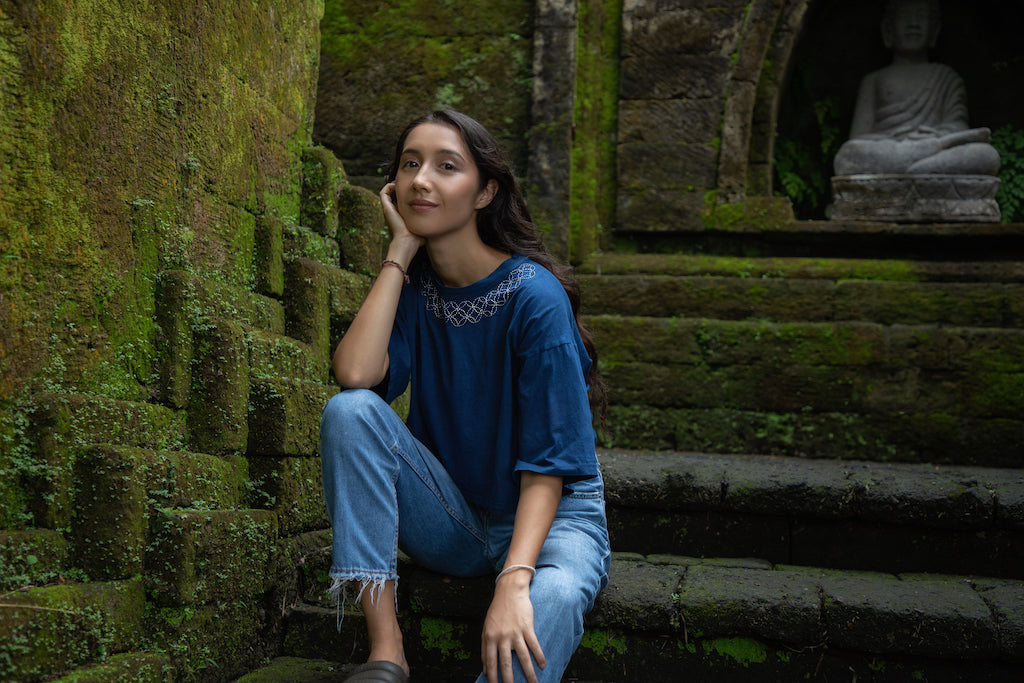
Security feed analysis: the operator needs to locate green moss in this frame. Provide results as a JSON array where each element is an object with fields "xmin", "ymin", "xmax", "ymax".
[
  {"xmin": 702, "ymin": 637, "xmax": 768, "ymax": 667},
  {"xmin": 579, "ymin": 629, "xmax": 629, "ymax": 659},
  {"xmin": 419, "ymin": 617, "xmax": 471, "ymax": 661},
  {"xmin": 570, "ymin": 0, "xmax": 622, "ymax": 263}
]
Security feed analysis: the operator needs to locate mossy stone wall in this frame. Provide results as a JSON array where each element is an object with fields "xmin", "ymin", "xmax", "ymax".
[
  {"xmin": 314, "ymin": 0, "xmax": 534, "ymax": 190},
  {"xmin": 0, "ymin": 0, "xmax": 323, "ymax": 527}
]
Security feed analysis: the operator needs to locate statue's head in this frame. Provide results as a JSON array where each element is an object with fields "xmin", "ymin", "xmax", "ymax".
[{"xmin": 882, "ymin": 0, "xmax": 942, "ymax": 52}]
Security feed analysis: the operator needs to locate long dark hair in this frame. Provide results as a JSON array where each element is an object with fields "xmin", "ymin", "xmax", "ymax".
[{"xmin": 385, "ymin": 110, "xmax": 607, "ymax": 422}]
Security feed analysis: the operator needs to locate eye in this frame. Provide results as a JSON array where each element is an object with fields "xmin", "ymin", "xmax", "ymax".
[
  {"xmin": 440, "ymin": 161, "xmax": 457, "ymax": 171},
  {"xmin": 401, "ymin": 159, "xmax": 419, "ymax": 169}
]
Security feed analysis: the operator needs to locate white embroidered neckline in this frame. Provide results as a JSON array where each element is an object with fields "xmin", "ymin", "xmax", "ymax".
[{"xmin": 422, "ymin": 263, "xmax": 537, "ymax": 326}]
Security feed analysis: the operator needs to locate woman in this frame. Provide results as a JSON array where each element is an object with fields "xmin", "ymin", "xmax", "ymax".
[{"xmin": 320, "ymin": 110, "xmax": 610, "ymax": 683}]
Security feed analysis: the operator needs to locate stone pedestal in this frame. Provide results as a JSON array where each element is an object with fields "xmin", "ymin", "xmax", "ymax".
[{"xmin": 831, "ymin": 174, "xmax": 1001, "ymax": 223}]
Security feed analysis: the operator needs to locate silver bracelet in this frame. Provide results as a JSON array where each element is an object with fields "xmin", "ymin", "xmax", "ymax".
[{"xmin": 495, "ymin": 564, "xmax": 537, "ymax": 583}]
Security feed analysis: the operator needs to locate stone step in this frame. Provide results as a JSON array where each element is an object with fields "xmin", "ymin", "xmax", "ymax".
[
  {"xmin": 70, "ymin": 445, "xmax": 252, "ymax": 581},
  {"xmin": 246, "ymin": 327, "xmax": 327, "ymax": 385},
  {"xmin": 598, "ymin": 448, "xmax": 1023, "ymax": 579},
  {"xmin": 582, "ymin": 273, "xmax": 1024, "ymax": 327},
  {"xmin": 0, "ymin": 578, "xmax": 147, "ymax": 682},
  {"xmin": 145, "ymin": 508, "xmax": 279, "ymax": 607},
  {"xmin": 611, "ymin": 220, "xmax": 1024, "ymax": 262},
  {"xmin": 588, "ymin": 315, "xmax": 1024, "ymax": 466},
  {"xmin": 49, "ymin": 652, "xmax": 173, "ymax": 682},
  {"xmin": 579, "ymin": 253, "xmax": 1024, "ymax": 284},
  {"xmin": 0, "ymin": 528, "xmax": 72, "ymax": 592},
  {"xmin": 269, "ymin": 550, "xmax": 1023, "ymax": 683},
  {"xmin": 580, "ymin": 252, "xmax": 1024, "ymax": 326},
  {"xmin": 21, "ymin": 393, "xmax": 188, "ymax": 529}
]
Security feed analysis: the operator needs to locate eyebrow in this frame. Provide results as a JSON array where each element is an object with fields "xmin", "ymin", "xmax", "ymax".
[{"xmin": 401, "ymin": 147, "xmax": 467, "ymax": 161}]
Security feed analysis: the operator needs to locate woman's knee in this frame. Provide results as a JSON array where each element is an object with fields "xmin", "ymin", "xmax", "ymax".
[{"xmin": 321, "ymin": 388, "xmax": 386, "ymax": 428}]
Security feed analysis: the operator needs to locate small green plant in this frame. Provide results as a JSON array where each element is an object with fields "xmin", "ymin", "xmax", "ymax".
[
  {"xmin": 774, "ymin": 95, "xmax": 841, "ymax": 219},
  {"xmin": 992, "ymin": 125, "xmax": 1024, "ymax": 223}
]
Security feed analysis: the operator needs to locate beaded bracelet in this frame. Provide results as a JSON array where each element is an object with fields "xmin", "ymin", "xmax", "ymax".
[
  {"xmin": 495, "ymin": 564, "xmax": 537, "ymax": 584},
  {"xmin": 380, "ymin": 259, "xmax": 409, "ymax": 284}
]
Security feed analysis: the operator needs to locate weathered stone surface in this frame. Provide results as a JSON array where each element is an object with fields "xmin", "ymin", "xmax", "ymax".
[
  {"xmin": 247, "ymin": 456, "xmax": 328, "ymax": 537},
  {"xmin": 617, "ymin": 141, "xmax": 718, "ymax": 188},
  {"xmin": 0, "ymin": 528, "xmax": 71, "ymax": 592},
  {"xmin": 599, "ymin": 449, "xmax": 1010, "ymax": 530},
  {"xmin": 314, "ymin": 1, "xmax": 533, "ymax": 179},
  {"xmin": 585, "ymin": 315, "xmax": 702, "ymax": 364},
  {"xmin": 821, "ymin": 572, "xmax": 998, "ymax": 658},
  {"xmin": 246, "ymin": 329, "xmax": 325, "ymax": 385},
  {"xmin": 617, "ymin": 187, "xmax": 709, "ymax": 232},
  {"xmin": 146, "ymin": 509, "xmax": 278, "ymax": 607},
  {"xmin": 336, "ymin": 184, "xmax": 387, "ymax": 276},
  {"xmin": 604, "ymin": 404, "xmax": 1023, "ymax": 468},
  {"xmin": 0, "ymin": 579, "xmax": 145, "ymax": 682},
  {"xmin": 282, "ymin": 222, "xmax": 341, "ymax": 269},
  {"xmin": 607, "ymin": 507, "xmax": 791, "ymax": 563},
  {"xmin": 247, "ymin": 378, "xmax": 337, "ymax": 457},
  {"xmin": 620, "ymin": 4, "xmax": 744, "ymax": 57},
  {"xmin": 579, "ymin": 252, "xmax": 1024, "ymax": 283},
  {"xmin": 300, "ymin": 146, "xmax": 347, "ymax": 237},
  {"xmin": 72, "ymin": 445, "xmax": 251, "ymax": 580},
  {"xmin": 284, "ymin": 258, "xmax": 332, "ymax": 363},
  {"xmin": 157, "ymin": 271, "xmax": 286, "ymax": 408},
  {"xmin": 619, "ymin": 99, "xmax": 723, "ymax": 145},
  {"xmin": 974, "ymin": 579, "xmax": 1024, "ymax": 661},
  {"xmin": 326, "ymin": 267, "xmax": 374, "ymax": 349},
  {"xmin": 832, "ymin": 175, "xmax": 1002, "ymax": 223},
  {"xmin": 583, "ymin": 277, "xmax": 837, "ymax": 319},
  {"xmin": 51, "ymin": 653, "xmax": 173, "ymax": 683},
  {"xmin": 234, "ymin": 657, "xmax": 356, "ymax": 683},
  {"xmin": 587, "ymin": 556, "xmax": 686, "ymax": 633},
  {"xmin": 254, "ymin": 215, "xmax": 285, "ymax": 298},
  {"xmin": 188, "ymin": 318, "xmax": 251, "ymax": 454},
  {"xmin": 24, "ymin": 393, "xmax": 188, "ymax": 528},
  {"xmin": 675, "ymin": 564, "xmax": 823, "ymax": 643},
  {"xmin": 620, "ymin": 54, "xmax": 730, "ymax": 100},
  {"xmin": 402, "ymin": 561, "xmax": 493, "ymax": 620},
  {"xmin": 835, "ymin": 281, "xmax": 1010, "ymax": 326},
  {"xmin": 144, "ymin": 598, "xmax": 276, "ymax": 682}
]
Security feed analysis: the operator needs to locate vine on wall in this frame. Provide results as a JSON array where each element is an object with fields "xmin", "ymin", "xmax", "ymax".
[{"xmin": 992, "ymin": 125, "xmax": 1024, "ymax": 223}]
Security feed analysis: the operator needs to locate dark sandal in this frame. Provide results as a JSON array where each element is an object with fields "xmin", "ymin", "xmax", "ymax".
[{"xmin": 343, "ymin": 661, "xmax": 409, "ymax": 683}]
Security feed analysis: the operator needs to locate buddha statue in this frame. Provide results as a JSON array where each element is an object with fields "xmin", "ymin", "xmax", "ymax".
[
  {"xmin": 830, "ymin": 0, "xmax": 1001, "ymax": 221},
  {"xmin": 833, "ymin": 0, "xmax": 999, "ymax": 176}
]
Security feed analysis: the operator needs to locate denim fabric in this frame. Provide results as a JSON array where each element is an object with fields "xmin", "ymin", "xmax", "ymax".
[{"xmin": 320, "ymin": 389, "xmax": 611, "ymax": 683}]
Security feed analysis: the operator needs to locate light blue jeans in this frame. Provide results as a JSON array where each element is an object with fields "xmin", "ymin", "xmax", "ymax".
[{"xmin": 320, "ymin": 389, "xmax": 611, "ymax": 683}]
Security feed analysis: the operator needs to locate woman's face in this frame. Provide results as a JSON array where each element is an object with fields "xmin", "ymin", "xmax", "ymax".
[{"xmin": 394, "ymin": 122, "xmax": 496, "ymax": 242}]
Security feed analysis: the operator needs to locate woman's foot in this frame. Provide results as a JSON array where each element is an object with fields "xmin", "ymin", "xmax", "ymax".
[{"xmin": 343, "ymin": 660, "xmax": 409, "ymax": 682}]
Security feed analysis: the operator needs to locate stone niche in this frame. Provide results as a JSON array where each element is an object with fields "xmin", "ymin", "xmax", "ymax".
[{"xmin": 776, "ymin": 0, "xmax": 1023, "ymax": 222}]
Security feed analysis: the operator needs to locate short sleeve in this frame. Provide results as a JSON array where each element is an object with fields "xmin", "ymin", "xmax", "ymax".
[{"xmin": 513, "ymin": 340, "xmax": 599, "ymax": 480}]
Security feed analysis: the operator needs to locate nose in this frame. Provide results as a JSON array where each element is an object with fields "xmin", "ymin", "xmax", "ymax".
[{"xmin": 411, "ymin": 164, "xmax": 430, "ymax": 191}]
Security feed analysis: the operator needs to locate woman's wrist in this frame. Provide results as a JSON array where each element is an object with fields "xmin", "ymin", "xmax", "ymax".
[
  {"xmin": 385, "ymin": 240, "xmax": 421, "ymax": 270},
  {"xmin": 495, "ymin": 564, "xmax": 536, "ymax": 587}
]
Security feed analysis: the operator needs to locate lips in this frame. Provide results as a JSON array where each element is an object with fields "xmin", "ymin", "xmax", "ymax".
[{"xmin": 409, "ymin": 199, "xmax": 437, "ymax": 212}]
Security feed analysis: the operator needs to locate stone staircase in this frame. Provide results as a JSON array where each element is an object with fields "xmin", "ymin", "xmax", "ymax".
[
  {"xmin": 4, "ymin": 212, "xmax": 1023, "ymax": 682},
  {"xmin": 0, "ymin": 154, "xmax": 378, "ymax": 682},
  {"xmin": 233, "ymin": 225, "xmax": 1023, "ymax": 681}
]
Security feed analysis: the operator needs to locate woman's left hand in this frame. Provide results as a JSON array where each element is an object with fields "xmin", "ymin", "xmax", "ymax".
[{"xmin": 482, "ymin": 569, "xmax": 545, "ymax": 683}]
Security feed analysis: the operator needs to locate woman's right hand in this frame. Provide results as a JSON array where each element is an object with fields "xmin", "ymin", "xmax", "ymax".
[{"xmin": 380, "ymin": 182, "xmax": 425, "ymax": 255}]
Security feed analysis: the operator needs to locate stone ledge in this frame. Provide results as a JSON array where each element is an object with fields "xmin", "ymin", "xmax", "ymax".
[
  {"xmin": 272, "ymin": 552, "xmax": 1024, "ymax": 682},
  {"xmin": 599, "ymin": 449, "xmax": 1022, "ymax": 530}
]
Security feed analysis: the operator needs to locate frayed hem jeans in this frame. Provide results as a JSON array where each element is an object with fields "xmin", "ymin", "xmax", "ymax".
[{"xmin": 319, "ymin": 389, "xmax": 611, "ymax": 683}]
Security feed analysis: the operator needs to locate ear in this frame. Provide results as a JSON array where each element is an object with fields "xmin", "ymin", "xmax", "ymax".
[{"xmin": 475, "ymin": 179, "xmax": 498, "ymax": 210}]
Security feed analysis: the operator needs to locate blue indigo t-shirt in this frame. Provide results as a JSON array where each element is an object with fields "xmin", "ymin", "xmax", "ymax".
[{"xmin": 383, "ymin": 254, "xmax": 599, "ymax": 513}]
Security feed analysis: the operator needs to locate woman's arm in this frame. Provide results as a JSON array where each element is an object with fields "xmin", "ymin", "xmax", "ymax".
[
  {"xmin": 332, "ymin": 183, "xmax": 423, "ymax": 388},
  {"xmin": 482, "ymin": 471, "xmax": 562, "ymax": 683}
]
